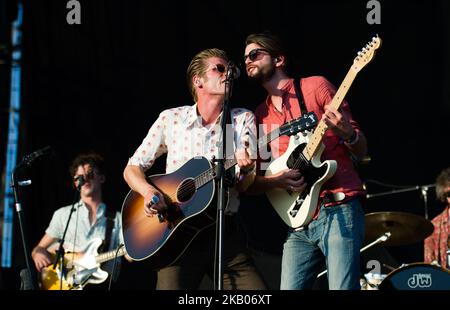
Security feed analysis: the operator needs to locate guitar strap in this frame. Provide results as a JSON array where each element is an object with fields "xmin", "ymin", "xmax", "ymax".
[
  {"xmin": 100, "ymin": 206, "xmax": 116, "ymax": 254},
  {"xmin": 287, "ymin": 77, "xmax": 308, "ymax": 171},
  {"xmin": 293, "ymin": 77, "xmax": 323, "ymax": 221},
  {"xmin": 293, "ymin": 77, "xmax": 345, "ymax": 218},
  {"xmin": 293, "ymin": 77, "xmax": 308, "ymax": 115}
]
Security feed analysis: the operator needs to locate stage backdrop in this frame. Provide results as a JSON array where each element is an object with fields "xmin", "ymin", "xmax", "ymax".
[{"xmin": 1, "ymin": 0, "xmax": 449, "ymax": 289}]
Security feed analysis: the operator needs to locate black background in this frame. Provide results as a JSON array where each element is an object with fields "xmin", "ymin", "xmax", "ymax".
[{"xmin": 0, "ymin": 0, "xmax": 449, "ymax": 289}]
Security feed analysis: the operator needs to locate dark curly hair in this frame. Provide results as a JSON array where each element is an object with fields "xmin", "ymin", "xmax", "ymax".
[
  {"xmin": 435, "ymin": 167, "xmax": 450, "ymax": 202},
  {"xmin": 69, "ymin": 153, "xmax": 105, "ymax": 178}
]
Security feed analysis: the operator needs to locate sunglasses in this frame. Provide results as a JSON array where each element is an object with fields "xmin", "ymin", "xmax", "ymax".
[
  {"xmin": 244, "ymin": 48, "xmax": 270, "ymax": 62},
  {"xmin": 207, "ymin": 63, "xmax": 227, "ymax": 74}
]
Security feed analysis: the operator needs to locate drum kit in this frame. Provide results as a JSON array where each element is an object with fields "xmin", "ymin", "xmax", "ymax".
[{"xmin": 360, "ymin": 211, "xmax": 450, "ymax": 290}]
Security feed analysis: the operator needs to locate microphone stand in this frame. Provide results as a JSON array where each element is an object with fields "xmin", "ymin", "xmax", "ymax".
[
  {"xmin": 213, "ymin": 64, "xmax": 235, "ymax": 290},
  {"xmin": 366, "ymin": 183, "xmax": 435, "ymax": 220},
  {"xmin": 420, "ymin": 184, "xmax": 435, "ymax": 220},
  {"xmin": 53, "ymin": 181, "xmax": 83, "ymax": 290},
  {"xmin": 10, "ymin": 147, "xmax": 52, "ymax": 290},
  {"xmin": 11, "ymin": 163, "xmax": 38, "ymax": 290}
]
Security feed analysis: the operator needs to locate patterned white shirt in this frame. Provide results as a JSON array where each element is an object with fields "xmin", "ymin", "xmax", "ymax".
[{"xmin": 127, "ymin": 104, "xmax": 257, "ymax": 213}]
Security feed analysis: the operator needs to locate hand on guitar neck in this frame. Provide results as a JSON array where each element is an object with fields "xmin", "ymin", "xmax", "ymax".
[
  {"xmin": 322, "ymin": 106, "xmax": 367, "ymax": 159},
  {"xmin": 322, "ymin": 106, "xmax": 354, "ymax": 140}
]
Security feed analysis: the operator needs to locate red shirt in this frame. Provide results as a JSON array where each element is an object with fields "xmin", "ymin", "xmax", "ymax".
[
  {"xmin": 254, "ymin": 76, "xmax": 366, "ymax": 201},
  {"xmin": 424, "ymin": 205, "xmax": 450, "ymax": 268}
]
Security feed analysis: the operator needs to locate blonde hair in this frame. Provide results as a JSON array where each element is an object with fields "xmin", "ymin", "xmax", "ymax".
[{"xmin": 186, "ymin": 48, "xmax": 228, "ymax": 102}]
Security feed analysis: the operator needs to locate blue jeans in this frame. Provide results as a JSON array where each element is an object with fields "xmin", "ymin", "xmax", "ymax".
[{"xmin": 280, "ymin": 198, "xmax": 365, "ymax": 290}]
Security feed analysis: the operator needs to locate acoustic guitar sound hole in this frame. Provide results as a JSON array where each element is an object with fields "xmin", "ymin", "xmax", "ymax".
[{"xmin": 177, "ymin": 178, "xmax": 196, "ymax": 202}]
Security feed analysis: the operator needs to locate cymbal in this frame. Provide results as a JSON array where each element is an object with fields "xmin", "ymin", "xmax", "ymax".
[{"xmin": 365, "ymin": 211, "xmax": 434, "ymax": 246}]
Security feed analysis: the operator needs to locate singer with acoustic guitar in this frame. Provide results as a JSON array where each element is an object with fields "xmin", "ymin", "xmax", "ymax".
[{"xmin": 123, "ymin": 48, "xmax": 267, "ymax": 290}]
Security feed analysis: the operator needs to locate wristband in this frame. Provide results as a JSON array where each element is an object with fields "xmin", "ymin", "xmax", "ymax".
[
  {"xmin": 240, "ymin": 164, "xmax": 256, "ymax": 176},
  {"xmin": 344, "ymin": 130, "xmax": 359, "ymax": 146}
]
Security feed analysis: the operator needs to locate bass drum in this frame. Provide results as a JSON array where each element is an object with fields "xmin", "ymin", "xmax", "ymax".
[{"xmin": 379, "ymin": 263, "xmax": 450, "ymax": 290}]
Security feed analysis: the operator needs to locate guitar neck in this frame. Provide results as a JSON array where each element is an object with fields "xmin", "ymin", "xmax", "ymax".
[
  {"xmin": 302, "ymin": 69, "xmax": 358, "ymax": 160},
  {"xmin": 95, "ymin": 247, "xmax": 127, "ymax": 264},
  {"xmin": 195, "ymin": 129, "xmax": 278, "ymax": 188}
]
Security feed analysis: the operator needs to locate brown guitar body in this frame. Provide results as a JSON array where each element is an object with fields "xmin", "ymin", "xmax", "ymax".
[{"xmin": 122, "ymin": 157, "xmax": 220, "ymax": 267}]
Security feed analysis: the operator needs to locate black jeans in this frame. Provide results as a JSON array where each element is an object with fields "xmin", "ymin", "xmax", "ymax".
[{"xmin": 156, "ymin": 215, "xmax": 267, "ymax": 290}]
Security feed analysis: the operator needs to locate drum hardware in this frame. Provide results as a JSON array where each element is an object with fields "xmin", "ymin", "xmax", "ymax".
[
  {"xmin": 314, "ymin": 179, "xmax": 436, "ymax": 284},
  {"xmin": 364, "ymin": 211, "xmax": 434, "ymax": 247},
  {"xmin": 360, "ymin": 272, "xmax": 387, "ymax": 290},
  {"xmin": 382, "ymin": 263, "xmax": 396, "ymax": 271},
  {"xmin": 364, "ymin": 179, "xmax": 435, "ymax": 220}
]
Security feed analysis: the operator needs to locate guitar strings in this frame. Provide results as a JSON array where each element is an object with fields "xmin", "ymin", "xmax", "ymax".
[{"xmin": 174, "ymin": 165, "xmax": 221, "ymax": 201}]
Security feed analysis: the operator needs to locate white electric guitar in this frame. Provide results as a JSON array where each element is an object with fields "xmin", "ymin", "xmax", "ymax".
[
  {"xmin": 265, "ymin": 36, "xmax": 381, "ymax": 229},
  {"xmin": 40, "ymin": 238, "xmax": 127, "ymax": 290}
]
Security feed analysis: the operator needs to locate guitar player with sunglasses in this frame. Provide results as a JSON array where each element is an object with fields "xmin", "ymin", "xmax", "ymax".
[
  {"xmin": 123, "ymin": 48, "xmax": 267, "ymax": 290},
  {"xmin": 244, "ymin": 32, "xmax": 372, "ymax": 290}
]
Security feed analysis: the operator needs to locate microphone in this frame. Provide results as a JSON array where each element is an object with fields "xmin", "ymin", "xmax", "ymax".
[
  {"xmin": 226, "ymin": 61, "xmax": 240, "ymax": 80},
  {"xmin": 19, "ymin": 146, "xmax": 53, "ymax": 167},
  {"xmin": 74, "ymin": 175, "xmax": 86, "ymax": 188}
]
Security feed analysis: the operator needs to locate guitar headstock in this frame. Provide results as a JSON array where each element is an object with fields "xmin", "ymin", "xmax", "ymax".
[
  {"xmin": 279, "ymin": 112, "xmax": 318, "ymax": 137},
  {"xmin": 352, "ymin": 35, "xmax": 382, "ymax": 73}
]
